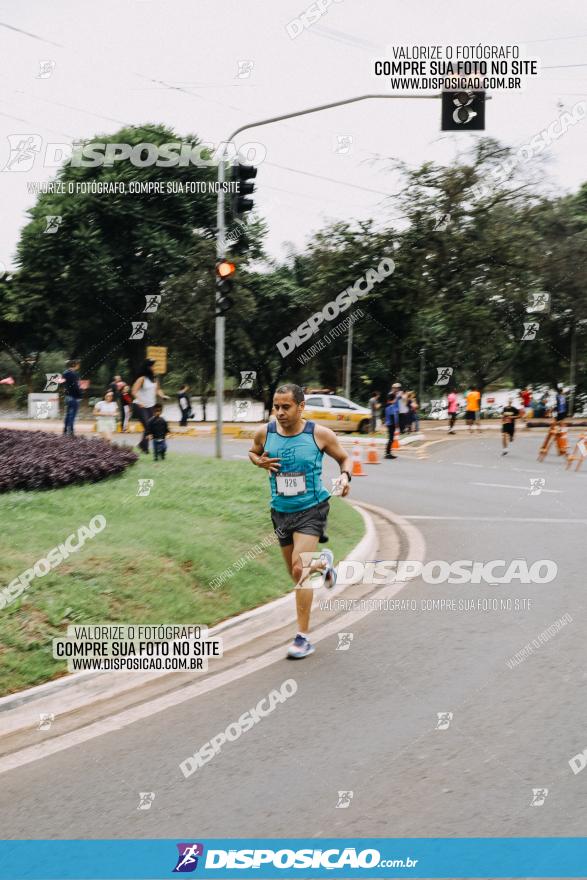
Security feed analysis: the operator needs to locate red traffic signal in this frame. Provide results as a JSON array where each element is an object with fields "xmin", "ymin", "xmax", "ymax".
[{"xmin": 216, "ymin": 260, "xmax": 236, "ymax": 279}]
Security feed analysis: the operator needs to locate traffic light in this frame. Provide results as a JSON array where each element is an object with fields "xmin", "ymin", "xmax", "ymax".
[
  {"xmin": 231, "ymin": 163, "xmax": 257, "ymax": 216},
  {"xmin": 215, "ymin": 259, "xmax": 236, "ymax": 316},
  {"xmin": 441, "ymin": 90, "xmax": 485, "ymax": 131}
]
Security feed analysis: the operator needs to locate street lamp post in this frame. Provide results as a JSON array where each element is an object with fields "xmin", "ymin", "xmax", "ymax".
[
  {"xmin": 419, "ymin": 347, "xmax": 426, "ymax": 405},
  {"xmin": 215, "ymin": 93, "xmax": 442, "ymax": 458},
  {"xmin": 344, "ymin": 320, "xmax": 353, "ymax": 399}
]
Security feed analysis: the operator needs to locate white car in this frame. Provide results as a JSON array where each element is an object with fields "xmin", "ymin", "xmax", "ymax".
[{"xmin": 302, "ymin": 393, "xmax": 372, "ymax": 434}]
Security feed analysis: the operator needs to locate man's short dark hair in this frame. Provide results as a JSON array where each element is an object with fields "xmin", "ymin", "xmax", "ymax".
[
  {"xmin": 67, "ymin": 359, "xmax": 80, "ymax": 368},
  {"xmin": 153, "ymin": 404, "xmax": 162, "ymax": 413},
  {"xmin": 274, "ymin": 383, "xmax": 305, "ymax": 404}
]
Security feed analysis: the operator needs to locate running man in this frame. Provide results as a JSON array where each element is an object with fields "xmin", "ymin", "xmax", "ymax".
[
  {"xmin": 465, "ymin": 386, "xmax": 481, "ymax": 433},
  {"xmin": 501, "ymin": 398, "xmax": 520, "ymax": 455},
  {"xmin": 249, "ymin": 383, "xmax": 352, "ymax": 659}
]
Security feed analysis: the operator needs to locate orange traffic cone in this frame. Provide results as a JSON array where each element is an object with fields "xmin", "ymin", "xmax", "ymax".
[
  {"xmin": 351, "ymin": 442, "xmax": 367, "ymax": 476},
  {"xmin": 556, "ymin": 424, "xmax": 568, "ymax": 456},
  {"xmin": 366, "ymin": 441, "xmax": 380, "ymax": 464},
  {"xmin": 392, "ymin": 435, "xmax": 400, "ymax": 450}
]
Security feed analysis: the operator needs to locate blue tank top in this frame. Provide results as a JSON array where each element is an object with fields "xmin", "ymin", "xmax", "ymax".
[{"xmin": 264, "ymin": 420, "xmax": 330, "ymax": 513}]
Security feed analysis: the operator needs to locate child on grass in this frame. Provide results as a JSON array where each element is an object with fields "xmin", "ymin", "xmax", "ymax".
[{"xmin": 146, "ymin": 404, "xmax": 169, "ymax": 461}]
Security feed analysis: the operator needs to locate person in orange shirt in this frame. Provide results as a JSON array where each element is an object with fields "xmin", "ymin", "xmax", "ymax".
[{"xmin": 465, "ymin": 386, "xmax": 481, "ymax": 434}]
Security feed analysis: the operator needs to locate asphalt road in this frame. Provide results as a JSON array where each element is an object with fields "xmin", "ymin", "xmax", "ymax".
[{"xmin": 2, "ymin": 428, "xmax": 587, "ymax": 839}]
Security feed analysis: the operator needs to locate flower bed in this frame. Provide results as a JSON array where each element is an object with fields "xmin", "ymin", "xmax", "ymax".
[{"xmin": 0, "ymin": 429, "xmax": 137, "ymax": 492}]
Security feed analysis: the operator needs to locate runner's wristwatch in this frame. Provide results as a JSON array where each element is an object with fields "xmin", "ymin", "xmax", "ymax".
[{"xmin": 341, "ymin": 470, "xmax": 352, "ymax": 483}]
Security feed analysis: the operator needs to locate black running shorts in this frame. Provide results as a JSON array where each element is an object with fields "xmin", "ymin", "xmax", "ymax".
[{"xmin": 271, "ymin": 500, "xmax": 330, "ymax": 547}]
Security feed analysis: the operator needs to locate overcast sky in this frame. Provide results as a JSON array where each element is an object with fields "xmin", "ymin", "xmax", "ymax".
[{"xmin": 0, "ymin": 0, "xmax": 586, "ymax": 269}]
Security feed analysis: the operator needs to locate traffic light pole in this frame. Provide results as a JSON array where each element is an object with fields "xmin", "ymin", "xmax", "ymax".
[
  {"xmin": 215, "ymin": 92, "xmax": 441, "ymax": 458},
  {"xmin": 215, "ymin": 158, "xmax": 226, "ymax": 457}
]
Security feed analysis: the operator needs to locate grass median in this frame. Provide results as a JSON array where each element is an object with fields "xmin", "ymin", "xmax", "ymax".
[{"xmin": 0, "ymin": 453, "xmax": 364, "ymax": 696}]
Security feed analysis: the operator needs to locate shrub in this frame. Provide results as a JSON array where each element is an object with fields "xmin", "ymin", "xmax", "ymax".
[{"xmin": 0, "ymin": 430, "xmax": 137, "ymax": 492}]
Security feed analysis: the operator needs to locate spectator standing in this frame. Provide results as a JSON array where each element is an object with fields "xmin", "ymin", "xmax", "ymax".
[
  {"xmin": 121, "ymin": 384, "xmax": 132, "ymax": 431},
  {"xmin": 384, "ymin": 393, "xmax": 398, "ymax": 460},
  {"xmin": 131, "ymin": 359, "xmax": 168, "ymax": 453},
  {"xmin": 108, "ymin": 374, "xmax": 126, "ymax": 425},
  {"xmin": 178, "ymin": 384, "xmax": 193, "ymax": 427},
  {"xmin": 93, "ymin": 390, "xmax": 118, "ymax": 441},
  {"xmin": 556, "ymin": 387, "xmax": 568, "ymax": 421},
  {"xmin": 536, "ymin": 394, "xmax": 548, "ymax": 418},
  {"xmin": 368, "ymin": 390, "xmax": 380, "ymax": 434},
  {"xmin": 62, "ymin": 359, "xmax": 83, "ymax": 436},
  {"xmin": 465, "ymin": 386, "xmax": 481, "ymax": 434},
  {"xmin": 398, "ymin": 390, "xmax": 410, "ymax": 434},
  {"xmin": 407, "ymin": 392, "xmax": 420, "ymax": 433},
  {"xmin": 447, "ymin": 389, "xmax": 458, "ymax": 434},
  {"xmin": 147, "ymin": 404, "xmax": 170, "ymax": 461},
  {"xmin": 520, "ymin": 386, "xmax": 532, "ymax": 421}
]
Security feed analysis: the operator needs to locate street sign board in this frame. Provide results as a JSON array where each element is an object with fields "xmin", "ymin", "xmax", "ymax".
[{"xmin": 146, "ymin": 346, "xmax": 167, "ymax": 375}]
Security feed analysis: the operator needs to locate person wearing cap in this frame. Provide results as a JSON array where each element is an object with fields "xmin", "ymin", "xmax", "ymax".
[{"xmin": 131, "ymin": 359, "xmax": 169, "ymax": 453}]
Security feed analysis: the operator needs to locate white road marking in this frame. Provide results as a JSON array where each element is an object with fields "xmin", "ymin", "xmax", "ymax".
[
  {"xmin": 0, "ymin": 508, "xmax": 426, "ymax": 776},
  {"xmin": 510, "ymin": 466, "xmax": 552, "ymax": 475},
  {"xmin": 471, "ymin": 481, "xmax": 561, "ymax": 493},
  {"xmin": 404, "ymin": 515, "xmax": 586, "ymax": 523}
]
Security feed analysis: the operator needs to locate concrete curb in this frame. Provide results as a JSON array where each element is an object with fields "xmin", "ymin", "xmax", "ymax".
[
  {"xmin": 0, "ymin": 501, "xmax": 377, "ymax": 739},
  {"xmin": 0, "ymin": 502, "xmax": 425, "ymax": 775}
]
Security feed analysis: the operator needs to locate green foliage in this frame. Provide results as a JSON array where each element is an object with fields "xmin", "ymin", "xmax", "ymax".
[{"xmin": 4, "ymin": 130, "xmax": 587, "ymax": 405}]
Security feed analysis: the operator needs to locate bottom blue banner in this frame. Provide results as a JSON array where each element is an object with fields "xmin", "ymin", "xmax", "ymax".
[{"xmin": 2, "ymin": 838, "xmax": 587, "ymax": 879}]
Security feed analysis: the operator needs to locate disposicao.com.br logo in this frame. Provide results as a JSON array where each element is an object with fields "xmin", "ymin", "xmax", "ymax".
[
  {"xmin": 197, "ymin": 846, "xmax": 416, "ymax": 870},
  {"xmin": 173, "ymin": 842, "xmax": 204, "ymax": 872}
]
